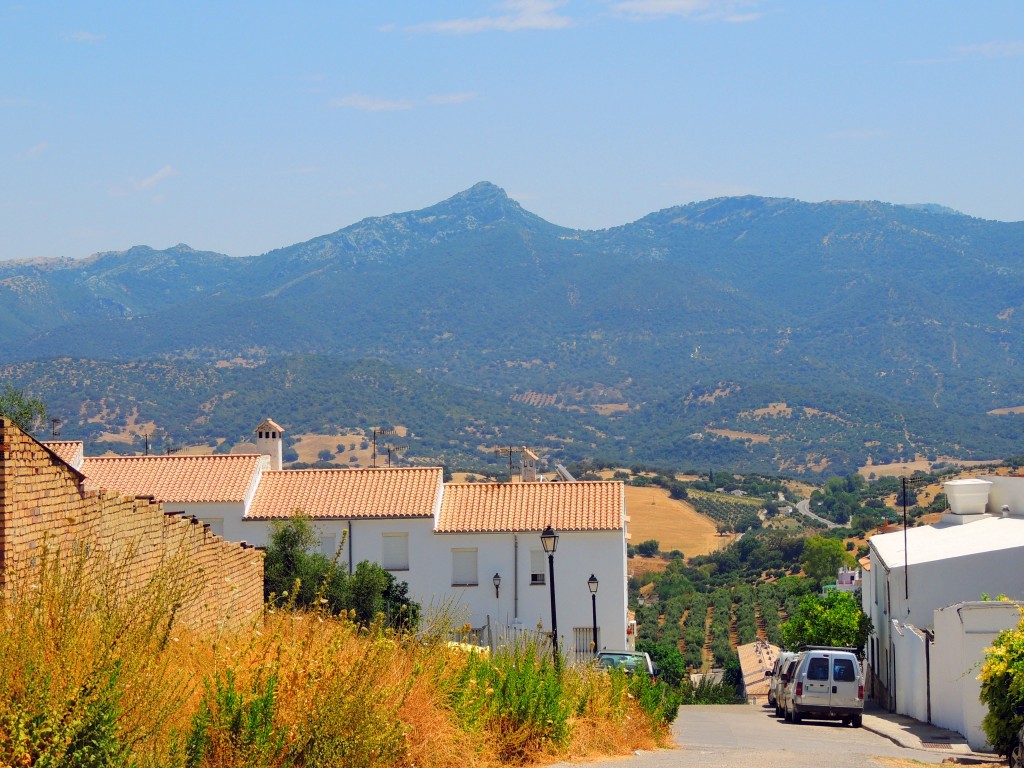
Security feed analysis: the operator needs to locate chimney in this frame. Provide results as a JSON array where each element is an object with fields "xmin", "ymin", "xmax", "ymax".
[
  {"xmin": 941, "ymin": 478, "xmax": 993, "ymax": 525},
  {"xmin": 254, "ymin": 418, "xmax": 285, "ymax": 471}
]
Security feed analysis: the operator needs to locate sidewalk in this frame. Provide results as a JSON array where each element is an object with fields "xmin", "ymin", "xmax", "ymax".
[{"xmin": 861, "ymin": 703, "xmax": 1001, "ymax": 763}]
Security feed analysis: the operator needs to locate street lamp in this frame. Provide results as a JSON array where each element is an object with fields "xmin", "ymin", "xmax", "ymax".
[
  {"xmin": 541, "ymin": 525, "xmax": 560, "ymax": 669},
  {"xmin": 493, "ymin": 572, "xmax": 502, "ymax": 598},
  {"xmin": 588, "ymin": 573, "xmax": 599, "ymax": 654}
]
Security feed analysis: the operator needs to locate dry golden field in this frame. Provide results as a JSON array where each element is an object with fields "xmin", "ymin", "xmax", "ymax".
[
  {"xmin": 625, "ymin": 484, "xmax": 736, "ymax": 559},
  {"xmin": 292, "ymin": 432, "xmax": 372, "ymax": 464},
  {"xmin": 858, "ymin": 454, "xmax": 998, "ymax": 478}
]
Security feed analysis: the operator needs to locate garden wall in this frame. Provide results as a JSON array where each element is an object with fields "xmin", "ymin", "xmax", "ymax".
[{"xmin": 0, "ymin": 417, "xmax": 263, "ymax": 630}]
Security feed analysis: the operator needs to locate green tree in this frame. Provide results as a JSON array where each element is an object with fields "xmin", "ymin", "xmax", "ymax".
[
  {"xmin": 263, "ymin": 516, "xmax": 419, "ymax": 630},
  {"xmin": 779, "ymin": 590, "xmax": 871, "ymax": 652},
  {"xmin": 800, "ymin": 536, "xmax": 854, "ymax": 584},
  {"xmin": 0, "ymin": 384, "xmax": 48, "ymax": 433},
  {"xmin": 636, "ymin": 539, "xmax": 660, "ymax": 557}
]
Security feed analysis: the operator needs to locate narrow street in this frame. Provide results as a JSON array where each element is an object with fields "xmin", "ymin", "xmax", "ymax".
[{"xmin": 548, "ymin": 704, "xmax": 956, "ymax": 768}]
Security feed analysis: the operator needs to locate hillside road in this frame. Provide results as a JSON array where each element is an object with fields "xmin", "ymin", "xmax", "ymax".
[{"xmin": 796, "ymin": 499, "xmax": 840, "ymax": 529}]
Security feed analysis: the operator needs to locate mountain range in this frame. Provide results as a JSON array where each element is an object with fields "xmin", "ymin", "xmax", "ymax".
[{"xmin": 2, "ymin": 181, "xmax": 1022, "ymax": 476}]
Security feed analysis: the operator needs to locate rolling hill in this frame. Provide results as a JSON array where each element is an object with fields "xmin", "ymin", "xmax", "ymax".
[{"xmin": 2, "ymin": 182, "xmax": 1022, "ymax": 475}]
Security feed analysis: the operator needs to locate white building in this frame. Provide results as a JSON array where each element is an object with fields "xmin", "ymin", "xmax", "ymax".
[
  {"xmin": 48, "ymin": 420, "xmax": 630, "ymax": 656},
  {"xmin": 863, "ymin": 476, "xmax": 1024, "ymax": 749}
]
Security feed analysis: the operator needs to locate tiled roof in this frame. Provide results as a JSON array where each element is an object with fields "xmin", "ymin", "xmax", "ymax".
[
  {"xmin": 42, "ymin": 440, "xmax": 84, "ymax": 469},
  {"xmin": 437, "ymin": 481, "xmax": 624, "ymax": 533},
  {"xmin": 246, "ymin": 467, "xmax": 443, "ymax": 520},
  {"xmin": 256, "ymin": 418, "xmax": 284, "ymax": 433},
  {"xmin": 81, "ymin": 454, "xmax": 265, "ymax": 503},
  {"xmin": 737, "ymin": 640, "xmax": 779, "ymax": 699}
]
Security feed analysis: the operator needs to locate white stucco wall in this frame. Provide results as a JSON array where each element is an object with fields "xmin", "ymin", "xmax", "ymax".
[
  {"xmin": 931, "ymin": 601, "xmax": 1023, "ymax": 751},
  {"xmin": 889, "ymin": 621, "xmax": 928, "ymax": 722},
  {"xmin": 868, "ymin": 535, "xmax": 1024, "ymax": 706},
  {"xmin": 421, "ymin": 529, "xmax": 628, "ymax": 653},
  {"xmin": 210, "ymin": 513, "xmax": 629, "ymax": 655},
  {"xmin": 166, "ymin": 501, "xmax": 248, "ymax": 541}
]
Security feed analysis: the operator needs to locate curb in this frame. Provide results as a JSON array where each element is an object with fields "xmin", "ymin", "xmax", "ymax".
[{"xmin": 861, "ymin": 718, "xmax": 1000, "ymax": 764}]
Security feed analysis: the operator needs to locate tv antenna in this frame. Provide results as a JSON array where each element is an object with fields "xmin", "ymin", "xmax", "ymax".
[
  {"xmin": 385, "ymin": 442, "xmax": 408, "ymax": 467},
  {"xmin": 372, "ymin": 426, "xmax": 398, "ymax": 468},
  {"xmin": 495, "ymin": 445, "xmax": 523, "ymax": 481},
  {"xmin": 899, "ymin": 474, "xmax": 928, "ymax": 604},
  {"xmin": 50, "ymin": 417, "xmax": 61, "ymax": 439}
]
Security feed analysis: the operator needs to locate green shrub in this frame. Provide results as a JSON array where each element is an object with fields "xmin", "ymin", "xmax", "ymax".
[{"xmin": 447, "ymin": 645, "xmax": 572, "ymax": 763}]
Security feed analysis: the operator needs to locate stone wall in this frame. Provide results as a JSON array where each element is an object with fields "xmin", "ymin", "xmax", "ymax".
[{"xmin": 0, "ymin": 417, "xmax": 263, "ymax": 631}]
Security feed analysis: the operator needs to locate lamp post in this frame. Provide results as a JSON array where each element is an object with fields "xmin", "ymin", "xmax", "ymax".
[
  {"xmin": 541, "ymin": 525, "xmax": 560, "ymax": 670},
  {"xmin": 493, "ymin": 572, "xmax": 501, "ymax": 598},
  {"xmin": 588, "ymin": 573, "xmax": 599, "ymax": 655}
]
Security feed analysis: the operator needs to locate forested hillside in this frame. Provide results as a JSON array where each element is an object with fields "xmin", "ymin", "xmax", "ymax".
[{"xmin": 2, "ymin": 183, "xmax": 1022, "ymax": 473}]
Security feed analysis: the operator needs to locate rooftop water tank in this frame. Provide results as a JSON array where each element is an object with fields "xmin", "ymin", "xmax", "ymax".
[{"xmin": 943, "ymin": 478, "xmax": 993, "ymax": 515}]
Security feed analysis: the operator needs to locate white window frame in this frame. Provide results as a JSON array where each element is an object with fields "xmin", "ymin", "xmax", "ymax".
[{"xmin": 530, "ymin": 549, "xmax": 546, "ymax": 585}]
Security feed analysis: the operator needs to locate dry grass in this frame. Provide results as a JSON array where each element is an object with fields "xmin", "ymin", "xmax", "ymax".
[
  {"xmin": 858, "ymin": 454, "xmax": 998, "ymax": 478},
  {"xmin": 0, "ymin": 545, "xmax": 670, "ymax": 768},
  {"xmin": 292, "ymin": 432, "xmax": 372, "ymax": 465},
  {"xmin": 625, "ymin": 485, "xmax": 736, "ymax": 558},
  {"xmin": 706, "ymin": 428, "xmax": 771, "ymax": 443}
]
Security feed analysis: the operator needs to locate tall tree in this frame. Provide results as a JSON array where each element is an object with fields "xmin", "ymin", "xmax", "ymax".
[
  {"xmin": 0, "ymin": 384, "xmax": 48, "ymax": 434},
  {"xmin": 779, "ymin": 590, "xmax": 871, "ymax": 652},
  {"xmin": 800, "ymin": 535, "xmax": 855, "ymax": 584}
]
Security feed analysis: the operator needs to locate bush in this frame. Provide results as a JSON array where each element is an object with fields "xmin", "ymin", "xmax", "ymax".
[{"xmin": 636, "ymin": 540, "xmax": 660, "ymax": 558}]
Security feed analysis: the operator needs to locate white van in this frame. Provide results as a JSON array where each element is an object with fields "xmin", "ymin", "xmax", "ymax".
[
  {"xmin": 775, "ymin": 653, "xmax": 803, "ymax": 719},
  {"xmin": 784, "ymin": 646, "xmax": 863, "ymax": 727},
  {"xmin": 768, "ymin": 651, "xmax": 799, "ymax": 710}
]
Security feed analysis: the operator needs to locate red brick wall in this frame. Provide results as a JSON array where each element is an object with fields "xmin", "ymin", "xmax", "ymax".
[{"xmin": 0, "ymin": 417, "xmax": 263, "ymax": 631}]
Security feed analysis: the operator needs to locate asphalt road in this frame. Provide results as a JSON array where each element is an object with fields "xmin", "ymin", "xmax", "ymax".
[
  {"xmin": 548, "ymin": 704, "xmax": 952, "ymax": 768},
  {"xmin": 796, "ymin": 499, "xmax": 840, "ymax": 529}
]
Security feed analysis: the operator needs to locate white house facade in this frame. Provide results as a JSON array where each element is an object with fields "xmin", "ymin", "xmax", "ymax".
[
  {"xmin": 49, "ymin": 420, "xmax": 631, "ymax": 656},
  {"xmin": 863, "ymin": 476, "xmax": 1024, "ymax": 749}
]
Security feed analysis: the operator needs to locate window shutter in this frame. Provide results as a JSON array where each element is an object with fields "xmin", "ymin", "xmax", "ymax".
[
  {"xmin": 382, "ymin": 533, "xmax": 409, "ymax": 570},
  {"xmin": 530, "ymin": 549, "xmax": 546, "ymax": 584},
  {"xmin": 452, "ymin": 548, "xmax": 478, "ymax": 586}
]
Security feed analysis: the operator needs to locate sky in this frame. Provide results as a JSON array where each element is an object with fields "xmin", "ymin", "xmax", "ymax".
[{"xmin": 1, "ymin": 1, "xmax": 1022, "ymax": 261}]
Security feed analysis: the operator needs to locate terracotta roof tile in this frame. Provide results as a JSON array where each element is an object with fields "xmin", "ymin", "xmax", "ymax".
[
  {"xmin": 737, "ymin": 640, "xmax": 780, "ymax": 698},
  {"xmin": 42, "ymin": 440, "xmax": 84, "ymax": 469},
  {"xmin": 246, "ymin": 467, "xmax": 442, "ymax": 520},
  {"xmin": 81, "ymin": 454, "xmax": 264, "ymax": 503},
  {"xmin": 437, "ymin": 481, "xmax": 624, "ymax": 533}
]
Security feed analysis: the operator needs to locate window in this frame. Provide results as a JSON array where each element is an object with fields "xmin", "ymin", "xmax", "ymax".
[
  {"xmin": 452, "ymin": 548, "xmax": 478, "ymax": 586},
  {"xmin": 833, "ymin": 658, "xmax": 856, "ymax": 682},
  {"xmin": 382, "ymin": 533, "xmax": 409, "ymax": 571},
  {"xmin": 807, "ymin": 657, "xmax": 830, "ymax": 681},
  {"xmin": 530, "ymin": 549, "xmax": 546, "ymax": 585}
]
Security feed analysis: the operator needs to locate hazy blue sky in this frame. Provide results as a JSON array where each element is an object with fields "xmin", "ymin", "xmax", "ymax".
[{"xmin": 2, "ymin": 1, "xmax": 1021, "ymax": 261}]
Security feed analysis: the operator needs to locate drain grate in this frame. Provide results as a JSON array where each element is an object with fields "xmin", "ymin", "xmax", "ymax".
[{"xmin": 921, "ymin": 742, "xmax": 952, "ymax": 749}]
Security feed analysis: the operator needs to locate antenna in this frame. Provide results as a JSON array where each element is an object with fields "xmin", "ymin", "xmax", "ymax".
[
  {"xmin": 899, "ymin": 474, "xmax": 927, "ymax": 606},
  {"xmin": 50, "ymin": 417, "xmax": 61, "ymax": 439},
  {"xmin": 494, "ymin": 445, "xmax": 523, "ymax": 481},
  {"xmin": 385, "ymin": 442, "xmax": 408, "ymax": 467},
  {"xmin": 372, "ymin": 426, "xmax": 398, "ymax": 468}
]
